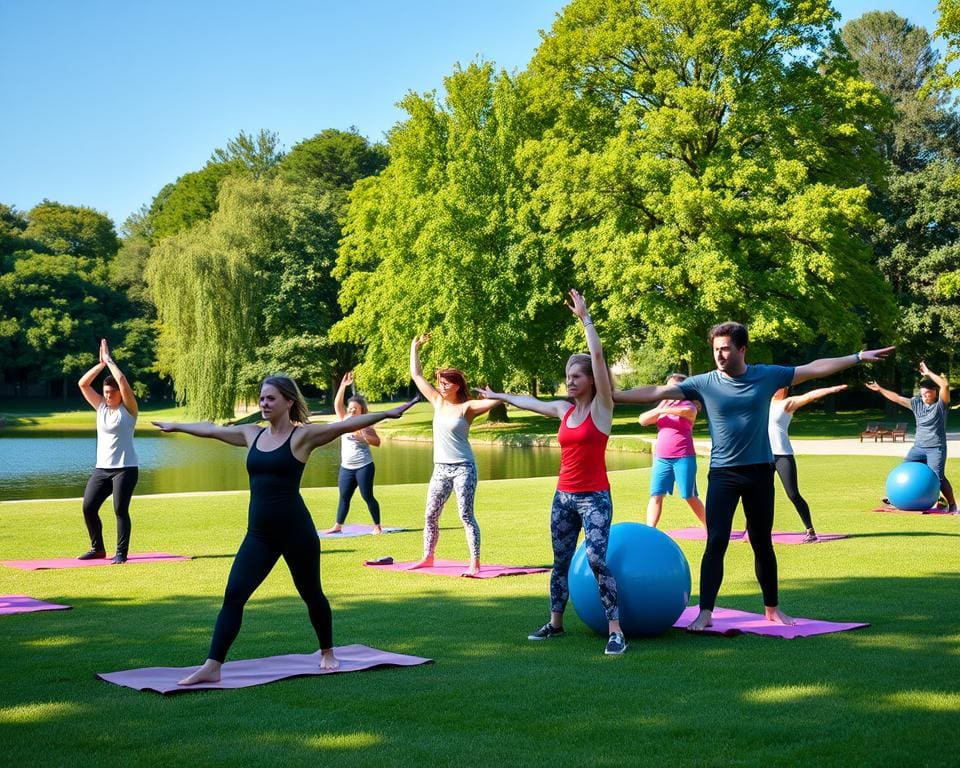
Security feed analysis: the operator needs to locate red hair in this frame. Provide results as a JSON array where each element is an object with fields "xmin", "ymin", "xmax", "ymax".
[{"xmin": 436, "ymin": 368, "xmax": 469, "ymax": 403}]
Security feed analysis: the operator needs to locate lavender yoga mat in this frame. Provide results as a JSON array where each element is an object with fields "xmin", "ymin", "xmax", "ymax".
[
  {"xmin": 673, "ymin": 606, "xmax": 868, "ymax": 638},
  {"xmin": 97, "ymin": 644, "xmax": 433, "ymax": 694},
  {"xmin": 317, "ymin": 524, "xmax": 406, "ymax": 539},
  {"xmin": 363, "ymin": 558, "xmax": 549, "ymax": 579},
  {"xmin": 2, "ymin": 552, "xmax": 191, "ymax": 571},
  {"xmin": 0, "ymin": 595, "xmax": 72, "ymax": 615},
  {"xmin": 666, "ymin": 528, "xmax": 848, "ymax": 544}
]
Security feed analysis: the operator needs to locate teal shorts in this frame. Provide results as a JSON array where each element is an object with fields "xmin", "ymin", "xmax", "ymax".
[{"xmin": 650, "ymin": 455, "xmax": 699, "ymax": 500}]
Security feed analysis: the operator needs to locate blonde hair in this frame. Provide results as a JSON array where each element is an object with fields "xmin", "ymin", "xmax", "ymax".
[{"xmin": 261, "ymin": 375, "xmax": 311, "ymax": 424}]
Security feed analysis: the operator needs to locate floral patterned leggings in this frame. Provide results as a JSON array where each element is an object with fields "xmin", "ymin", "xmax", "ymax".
[
  {"xmin": 422, "ymin": 462, "xmax": 480, "ymax": 558},
  {"xmin": 549, "ymin": 489, "xmax": 618, "ymax": 620}
]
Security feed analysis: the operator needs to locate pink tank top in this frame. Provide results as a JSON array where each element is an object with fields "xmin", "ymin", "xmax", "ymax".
[
  {"xmin": 557, "ymin": 408, "xmax": 610, "ymax": 493},
  {"xmin": 655, "ymin": 401, "xmax": 696, "ymax": 459}
]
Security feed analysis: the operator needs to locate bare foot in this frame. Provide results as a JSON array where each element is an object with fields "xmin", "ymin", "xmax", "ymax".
[
  {"xmin": 407, "ymin": 555, "xmax": 434, "ymax": 570},
  {"xmin": 463, "ymin": 557, "xmax": 481, "ymax": 577},
  {"xmin": 319, "ymin": 649, "xmax": 340, "ymax": 670},
  {"xmin": 372, "ymin": 525, "xmax": 383, "ymax": 535},
  {"xmin": 686, "ymin": 609, "xmax": 713, "ymax": 632},
  {"xmin": 323, "ymin": 525, "xmax": 343, "ymax": 534},
  {"xmin": 178, "ymin": 659, "xmax": 222, "ymax": 685},
  {"xmin": 764, "ymin": 606, "xmax": 796, "ymax": 625}
]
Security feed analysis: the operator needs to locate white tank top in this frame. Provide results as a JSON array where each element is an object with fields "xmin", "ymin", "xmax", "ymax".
[
  {"xmin": 96, "ymin": 402, "xmax": 139, "ymax": 468},
  {"xmin": 340, "ymin": 431, "xmax": 374, "ymax": 470},
  {"xmin": 767, "ymin": 399, "xmax": 794, "ymax": 456},
  {"xmin": 432, "ymin": 407, "xmax": 474, "ymax": 464}
]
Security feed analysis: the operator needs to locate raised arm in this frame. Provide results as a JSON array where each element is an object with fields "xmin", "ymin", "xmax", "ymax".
[
  {"xmin": 783, "ymin": 384, "xmax": 847, "ymax": 414},
  {"xmin": 151, "ymin": 421, "xmax": 257, "ymax": 447},
  {"xmin": 615, "ymin": 384, "xmax": 685, "ymax": 405},
  {"xmin": 334, "ymin": 372, "xmax": 352, "ymax": 419},
  {"xmin": 78, "ymin": 359, "xmax": 106, "ymax": 410},
  {"xmin": 919, "ymin": 361, "xmax": 950, "ymax": 405},
  {"xmin": 567, "ymin": 289, "xmax": 612, "ymax": 414},
  {"xmin": 792, "ymin": 346, "xmax": 895, "ymax": 385},
  {"xmin": 464, "ymin": 398, "xmax": 504, "ymax": 420},
  {"xmin": 101, "ymin": 339, "xmax": 138, "ymax": 417},
  {"xmin": 410, "ymin": 335, "xmax": 441, "ymax": 405},
  {"xmin": 474, "ymin": 386, "xmax": 570, "ymax": 420},
  {"xmin": 864, "ymin": 381, "xmax": 912, "ymax": 410},
  {"xmin": 638, "ymin": 401, "xmax": 698, "ymax": 427},
  {"xmin": 297, "ymin": 397, "xmax": 419, "ymax": 453}
]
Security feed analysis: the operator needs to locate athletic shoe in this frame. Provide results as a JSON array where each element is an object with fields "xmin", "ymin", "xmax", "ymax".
[
  {"xmin": 111, "ymin": 552, "xmax": 128, "ymax": 565},
  {"xmin": 77, "ymin": 549, "xmax": 107, "ymax": 560},
  {"xmin": 802, "ymin": 531, "xmax": 818, "ymax": 543},
  {"xmin": 604, "ymin": 632, "xmax": 627, "ymax": 655},
  {"xmin": 881, "ymin": 497, "xmax": 891, "ymax": 506},
  {"xmin": 528, "ymin": 622, "xmax": 565, "ymax": 640}
]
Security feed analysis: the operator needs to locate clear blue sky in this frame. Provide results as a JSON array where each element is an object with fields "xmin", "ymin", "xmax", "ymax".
[{"xmin": 0, "ymin": 0, "xmax": 944, "ymax": 230}]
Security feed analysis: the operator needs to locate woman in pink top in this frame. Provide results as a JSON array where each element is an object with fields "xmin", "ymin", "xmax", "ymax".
[
  {"xmin": 477, "ymin": 289, "xmax": 626, "ymax": 656},
  {"xmin": 638, "ymin": 373, "xmax": 705, "ymax": 529}
]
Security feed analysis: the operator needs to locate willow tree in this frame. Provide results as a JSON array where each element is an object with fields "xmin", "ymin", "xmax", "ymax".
[
  {"xmin": 332, "ymin": 62, "xmax": 570, "ymax": 402},
  {"xmin": 522, "ymin": 0, "xmax": 897, "ymax": 370}
]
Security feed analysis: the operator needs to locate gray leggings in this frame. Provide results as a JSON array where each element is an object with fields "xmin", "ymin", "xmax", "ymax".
[{"xmin": 422, "ymin": 462, "xmax": 480, "ymax": 558}]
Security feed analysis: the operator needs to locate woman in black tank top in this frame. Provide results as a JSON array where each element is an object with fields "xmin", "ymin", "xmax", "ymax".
[{"xmin": 153, "ymin": 375, "xmax": 417, "ymax": 686}]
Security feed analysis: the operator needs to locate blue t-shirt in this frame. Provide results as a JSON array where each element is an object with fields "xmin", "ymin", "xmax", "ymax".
[
  {"xmin": 678, "ymin": 364, "xmax": 795, "ymax": 468},
  {"xmin": 911, "ymin": 397, "xmax": 947, "ymax": 449}
]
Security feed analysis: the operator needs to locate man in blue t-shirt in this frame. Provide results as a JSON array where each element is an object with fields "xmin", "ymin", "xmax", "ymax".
[
  {"xmin": 866, "ymin": 361, "xmax": 956, "ymax": 513},
  {"xmin": 616, "ymin": 322, "xmax": 894, "ymax": 631}
]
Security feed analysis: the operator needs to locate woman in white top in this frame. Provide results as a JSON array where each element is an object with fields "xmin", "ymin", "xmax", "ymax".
[
  {"xmin": 323, "ymin": 371, "xmax": 383, "ymax": 534},
  {"xmin": 409, "ymin": 334, "xmax": 500, "ymax": 576},
  {"xmin": 77, "ymin": 339, "xmax": 139, "ymax": 563},
  {"xmin": 768, "ymin": 384, "xmax": 846, "ymax": 542}
]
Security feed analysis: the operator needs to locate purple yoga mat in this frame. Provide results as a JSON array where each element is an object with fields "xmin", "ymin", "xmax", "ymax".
[
  {"xmin": 871, "ymin": 506, "xmax": 951, "ymax": 515},
  {"xmin": 666, "ymin": 528, "xmax": 848, "ymax": 544},
  {"xmin": 317, "ymin": 525, "xmax": 406, "ymax": 539},
  {"xmin": 1, "ymin": 552, "xmax": 191, "ymax": 571},
  {"xmin": 673, "ymin": 606, "xmax": 868, "ymax": 638},
  {"xmin": 97, "ymin": 644, "xmax": 433, "ymax": 694},
  {"xmin": 0, "ymin": 595, "xmax": 72, "ymax": 615},
  {"xmin": 363, "ymin": 558, "xmax": 549, "ymax": 579}
]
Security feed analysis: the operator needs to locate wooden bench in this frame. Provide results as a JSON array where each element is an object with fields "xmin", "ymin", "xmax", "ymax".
[
  {"xmin": 888, "ymin": 422, "xmax": 907, "ymax": 442},
  {"xmin": 859, "ymin": 423, "xmax": 884, "ymax": 442}
]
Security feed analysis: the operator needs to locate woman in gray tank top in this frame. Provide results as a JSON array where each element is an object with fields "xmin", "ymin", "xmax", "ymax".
[{"xmin": 408, "ymin": 334, "xmax": 501, "ymax": 576}]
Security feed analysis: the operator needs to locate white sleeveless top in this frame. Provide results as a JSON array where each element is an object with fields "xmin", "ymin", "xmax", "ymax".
[
  {"xmin": 96, "ymin": 402, "xmax": 139, "ymax": 468},
  {"xmin": 340, "ymin": 431, "xmax": 374, "ymax": 470},
  {"xmin": 767, "ymin": 399, "xmax": 794, "ymax": 457},
  {"xmin": 432, "ymin": 408, "xmax": 474, "ymax": 464}
]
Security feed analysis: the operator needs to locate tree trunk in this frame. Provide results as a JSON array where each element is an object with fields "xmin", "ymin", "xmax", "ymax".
[{"xmin": 486, "ymin": 401, "xmax": 509, "ymax": 422}]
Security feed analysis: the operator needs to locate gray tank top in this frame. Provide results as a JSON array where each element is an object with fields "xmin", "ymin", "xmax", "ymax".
[
  {"xmin": 432, "ymin": 407, "xmax": 474, "ymax": 464},
  {"xmin": 96, "ymin": 402, "xmax": 139, "ymax": 468}
]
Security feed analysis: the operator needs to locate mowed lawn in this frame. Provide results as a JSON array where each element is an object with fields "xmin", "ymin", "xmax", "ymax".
[{"xmin": 0, "ymin": 454, "xmax": 958, "ymax": 768}]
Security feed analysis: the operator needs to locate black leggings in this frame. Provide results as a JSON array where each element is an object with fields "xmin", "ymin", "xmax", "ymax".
[
  {"xmin": 336, "ymin": 463, "xmax": 380, "ymax": 525},
  {"xmin": 700, "ymin": 464, "xmax": 778, "ymax": 611},
  {"xmin": 82, "ymin": 467, "xmax": 138, "ymax": 554},
  {"xmin": 208, "ymin": 531, "xmax": 332, "ymax": 662},
  {"xmin": 773, "ymin": 454, "xmax": 813, "ymax": 529}
]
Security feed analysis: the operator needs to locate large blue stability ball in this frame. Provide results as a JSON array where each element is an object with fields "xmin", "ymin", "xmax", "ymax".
[
  {"xmin": 569, "ymin": 522, "xmax": 691, "ymax": 637},
  {"xmin": 885, "ymin": 461, "xmax": 940, "ymax": 511}
]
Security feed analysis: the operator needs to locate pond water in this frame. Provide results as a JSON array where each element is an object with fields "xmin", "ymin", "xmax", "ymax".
[{"xmin": 0, "ymin": 434, "xmax": 649, "ymax": 501}]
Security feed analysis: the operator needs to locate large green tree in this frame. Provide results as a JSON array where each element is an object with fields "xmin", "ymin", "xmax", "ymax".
[
  {"xmin": 22, "ymin": 202, "xmax": 120, "ymax": 261},
  {"xmin": 519, "ymin": 0, "xmax": 896, "ymax": 371},
  {"xmin": 278, "ymin": 128, "xmax": 388, "ymax": 190}
]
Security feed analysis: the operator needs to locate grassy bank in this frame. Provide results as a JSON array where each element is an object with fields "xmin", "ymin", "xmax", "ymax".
[{"xmin": 1, "ymin": 455, "xmax": 958, "ymax": 767}]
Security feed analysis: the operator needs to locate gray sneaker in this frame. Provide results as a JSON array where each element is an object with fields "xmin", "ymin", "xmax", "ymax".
[
  {"xmin": 604, "ymin": 631, "xmax": 627, "ymax": 655},
  {"xmin": 528, "ymin": 622, "xmax": 564, "ymax": 640}
]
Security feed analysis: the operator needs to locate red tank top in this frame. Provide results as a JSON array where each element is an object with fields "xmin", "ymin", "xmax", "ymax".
[{"xmin": 557, "ymin": 407, "xmax": 610, "ymax": 492}]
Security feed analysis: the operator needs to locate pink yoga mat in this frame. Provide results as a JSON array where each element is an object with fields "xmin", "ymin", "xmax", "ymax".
[
  {"xmin": 1, "ymin": 552, "xmax": 191, "ymax": 571},
  {"xmin": 363, "ymin": 558, "xmax": 549, "ymax": 579},
  {"xmin": 0, "ymin": 595, "xmax": 72, "ymax": 615},
  {"xmin": 673, "ymin": 606, "xmax": 868, "ymax": 638},
  {"xmin": 317, "ymin": 525, "xmax": 406, "ymax": 539},
  {"xmin": 97, "ymin": 644, "xmax": 433, "ymax": 694},
  {"xmin": 666, "ymin": 528, "xmax": 848, "ymax": 544},
  {"xmin": 871, "ymin": 506, "xmax": 951, "ymax": 515}
]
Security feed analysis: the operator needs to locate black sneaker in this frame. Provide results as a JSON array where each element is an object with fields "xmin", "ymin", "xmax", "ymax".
[
  {"xmin": 604, "ymin": 631, "xmax": 627, "ymax": 655},
  {"xmin": 78, "ymin": 549, "xmax": 107, "ymax": 560},
  {"xmin": 528, "ymin": 622, "xmax": 564, "ymax": 640},
  {"xmin": 111, "ymin": 552, "xmax": 128, "ymax": 565},
  {"xmin": 802, "ymin": 530, "xmax": 818, "ymax": 543}
]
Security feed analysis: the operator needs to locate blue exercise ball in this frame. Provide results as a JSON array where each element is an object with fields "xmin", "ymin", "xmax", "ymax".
[
  {"xmin": 569, "ymin": 522, "xmax": 691, "ymax": 638},
  {"xmin": 885, "ymin": 461, "xmax": 940, "ymax": 511}
]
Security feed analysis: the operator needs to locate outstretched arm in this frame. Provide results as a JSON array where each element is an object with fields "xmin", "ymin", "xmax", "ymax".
[
  {"xmin": 919, "ymin": 361, "xmax": 950, "ymax": 405},
  {"xmin": 792, "ymin": 346, "xmax": 895, "ymax": 385},
  {"xmin": 101, "ymin": 339, "xmax": 139, "ymax": 417},
  {"xmin": 784, "ymin": 384, "xmax": 847, "ymax": 414},
  {"xmin": 298, "ymin": 397, "xmax": 419, "ymax": 452},
  {"xmin": 334, "ymin": 372, "xmax": 352, "ymax": 419},
  {"xmin": 464, "ymin": 398, "xmax": 504, "ymax": 420},
  {"xmin": 865, "ymin": 381, "xmax": 912, "ymax": 410},
  {"xmin": 151, "ymin": 421, "xmax": 257, "ymax": 447},
  {"xmin": 474, "ymin": 386, "xmax": 570, "ymax": 420},
  {"xmin": 410, "ymin": 335, "xmax": 441, "ymax": 406},
  {"xmin": 615, "ymin": 384, "xmax": 685, "ymax": 404}
]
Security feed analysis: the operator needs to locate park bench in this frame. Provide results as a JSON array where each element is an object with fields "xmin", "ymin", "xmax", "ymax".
[
  {"xmin": 888, "ymin": 422, "xmax": 907, "ymax": 442},
  {"xmin": 859, "ymin": 423, "xmax": 887, "ymax": 442}
]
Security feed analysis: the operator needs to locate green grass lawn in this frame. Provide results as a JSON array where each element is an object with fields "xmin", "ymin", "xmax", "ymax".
[{"xmin": 1, "ymin": 455, "xmax": 958, "ymax": 767}]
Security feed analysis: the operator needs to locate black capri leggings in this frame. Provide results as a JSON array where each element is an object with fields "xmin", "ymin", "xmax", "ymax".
[
  {"xmin": 700, "ymin": 464, "xmax": 778, "ymax": 612},
  {"xmin": 336, "ymin": 463, "xmax": 380, "ymax": 525},
  {"xmin": 773, "ymin": 454, "xmax": 813, "ymax": 529},
  {"xmin": 82, "ymin": 466, "xmax": 139, "ymax": 554},
  {"xmin": 208, "ymin": 531, "xmax": 332, "ymax": 662}
]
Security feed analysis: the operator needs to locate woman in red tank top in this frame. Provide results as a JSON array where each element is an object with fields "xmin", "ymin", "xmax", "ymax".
[{"xmin": 476, "ymin": 290, "xmax": 626, "ymax": 656}]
